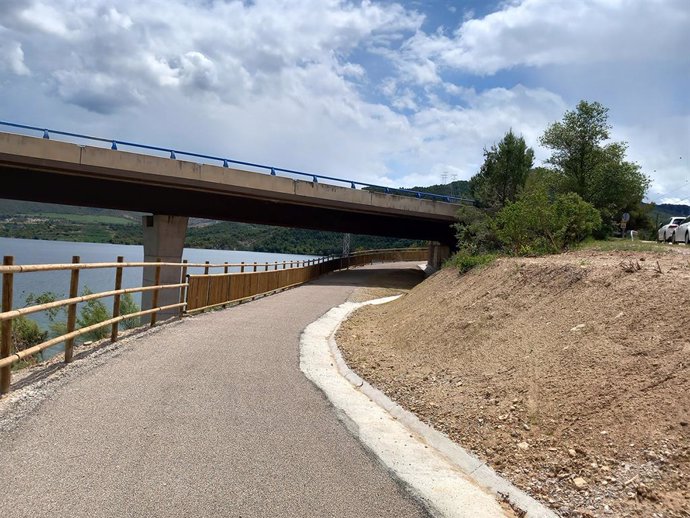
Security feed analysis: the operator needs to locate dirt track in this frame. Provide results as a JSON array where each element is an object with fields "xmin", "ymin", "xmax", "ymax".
[{"xmin": 338, "ymin": 250, "xmax": 690, "ymax": 517}]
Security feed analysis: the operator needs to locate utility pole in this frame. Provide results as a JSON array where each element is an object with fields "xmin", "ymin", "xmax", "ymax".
[
  {"xmin": 450, "ymin": 173, "xmax": 458, "ymax": 196},
  {"xmin": 342, "ymin": 233, "xmax": 351, "ymax": 257}
]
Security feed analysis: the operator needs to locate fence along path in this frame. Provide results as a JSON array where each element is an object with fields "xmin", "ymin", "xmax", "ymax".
[{"xmin": 0, "ymin": 248, "xmax": 427, "ymax": 394}]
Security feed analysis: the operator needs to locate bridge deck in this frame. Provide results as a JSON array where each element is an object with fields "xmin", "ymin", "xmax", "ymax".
[
  {"xmin": 0, "ymin": 131, "xmax": 458, "ymax": 242},
  {"xmin": 0, "ymin": 264, "xmax": 428, "ymax": 518}
]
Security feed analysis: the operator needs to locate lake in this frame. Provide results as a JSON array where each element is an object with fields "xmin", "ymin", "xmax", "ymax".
[{"xmin": 0, "ymin": 237, "xmax": 317, "ymax": 358}]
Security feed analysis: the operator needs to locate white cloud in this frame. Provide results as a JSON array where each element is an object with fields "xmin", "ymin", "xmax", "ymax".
[
  {"xmin": 400, "ymin": 0, "xmax": 690, "ymax": 76},
  {"xmin": 0, "ymin": 0, "xmax": 685, "ymax": 204},
  {"xmin": 660, "ymin": 198, "xmax": 690, "ymax": 206},
  {"xmin": 615, "ymin": 115, "xmax": 690, "ymax": 202},
  {"xmin": 0, "ymin": 40, "xmax": 30, "ymax": 76}
]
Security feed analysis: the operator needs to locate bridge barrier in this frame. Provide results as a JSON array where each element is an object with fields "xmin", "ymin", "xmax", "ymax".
[
  {"xmin": 0, "ymin": 121, "xmax": 473, "ymax": 205},
  {"xmin": 0, "ymin": 248, "xmax": 427, "ymax": 394}
]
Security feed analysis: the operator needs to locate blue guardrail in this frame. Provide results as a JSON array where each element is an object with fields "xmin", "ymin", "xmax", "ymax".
[{"xmin": 0, "ymin": 120, "xmax": 473, "ymax": 205}]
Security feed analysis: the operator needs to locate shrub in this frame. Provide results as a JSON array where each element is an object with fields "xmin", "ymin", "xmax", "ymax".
[
  {"xmin": 495, "ymin": 190, "xmax": 601, "ymax": 255},
  {"xmin": 12, "ymin": 315, "xmax": 48, "ymax": 351},
  {"xmin": 119, "ymin": 292, "xmax": 140, "ymax": 329},
  {"xmin": 453, "ymin": 205, "xmax": 501, "ymax": 254},
  {"xmin": 77, "ymin": 287, "xmax": 111, "ymax": 341},
  {"xmin": 446, "ymin": 252, "xmax": 497, "ymax": 274}
]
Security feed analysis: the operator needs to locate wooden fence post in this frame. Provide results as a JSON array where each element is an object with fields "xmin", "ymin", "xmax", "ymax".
[
  {"xmin": 224, "ymin": 262, "xmax": 229, "ymax": 274},
  {"xmin": 64, "ymin": 256, "xmax": 80, "ymax": 363},
  {"xmin": 179, "ymin": 259, "xmax": 188, "ymax": 317},
  {"xmin": 111, "ymin": 256, "xmax": 124, "ymax": 342},
  {"xmin": 240, "ymin": 262, "xmax": 245, "ymax": 273},
  {"xmin": 0, "ymin": 256, "xmax": 14, "ymax": 394},
  {"xmin": 204, "ymin": 261, "xmax": 210, "ymax": 275},
  {"xmin": 274, "ymin": 261, "xmax": 278, "ymax": 271},
  {"xmin": 150, "ymin": 258, "xmax": 162, "ymax": 327},
  {"xmin": 264, "ymin": 262, "xmax": 269, "ymax": 272},
  {"xmin": 253, "ymin": 262, "xmax": 257, "ymax": 272}
]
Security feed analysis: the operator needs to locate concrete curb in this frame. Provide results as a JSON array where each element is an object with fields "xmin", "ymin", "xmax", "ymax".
[{"xmin": 301, "ymin": 296, "xmax": 559, "ymax": 518}]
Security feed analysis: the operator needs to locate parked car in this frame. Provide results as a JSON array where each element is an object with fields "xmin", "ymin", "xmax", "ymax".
[
  {"xmin": 658, "ymin": 217, "xmax": 686, "ymax": 242},
  {"xmin": 671, "ymin": 216, "xmax": 690, "ymax": 244}
]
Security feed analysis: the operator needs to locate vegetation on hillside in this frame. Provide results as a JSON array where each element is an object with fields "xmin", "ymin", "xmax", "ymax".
[
  {"xmin": 0, "ymin": 200, "xmax": 421, "ymax": 254},
  {"xmin": 11, "ymin": 289, "xmax": 142, "ymax": 368},
  {"xmin": 185, "ymin": 222, "xmax": 422, "ymax": 255},
  {"xmin": 451, "ymin": 101, "xmax": 654, "ymax": 270}
]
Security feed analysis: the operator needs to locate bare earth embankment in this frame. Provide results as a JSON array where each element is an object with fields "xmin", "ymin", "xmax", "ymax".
[{"xmin": 337, "ymin": 250, "xmax": 690, "ymax": 517}]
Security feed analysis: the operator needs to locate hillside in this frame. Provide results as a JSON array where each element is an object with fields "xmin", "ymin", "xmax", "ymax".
[
  {"xmin": 0, "ymin": 199, "xmax": 421, "ymax": 254},
  {"xmin": 338, "ymin": 249, "xmax": 690, "ymax": 517},
  {"xmin": 366, "ymin": 179, "xmax": 471, "ymax": 200}
]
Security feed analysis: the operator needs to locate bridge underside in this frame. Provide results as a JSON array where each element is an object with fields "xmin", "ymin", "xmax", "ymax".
[{"xmin": 1, "ymin": 166, "xmax": 456, "ymax": 244}]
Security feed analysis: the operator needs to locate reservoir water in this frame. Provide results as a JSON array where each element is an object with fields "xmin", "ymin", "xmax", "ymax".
[{"xmin": 0, "ymin": 236, "xmax": 317, "ymax": 359}]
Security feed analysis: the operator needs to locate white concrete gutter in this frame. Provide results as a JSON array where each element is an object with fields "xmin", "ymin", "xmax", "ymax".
[{"xmin": 300, "ymin": 296, "xmax": 559, "ymax": 518}]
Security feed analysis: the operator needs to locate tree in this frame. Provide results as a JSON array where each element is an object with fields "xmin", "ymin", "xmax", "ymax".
[
  {"xmin": 470, "ymin": 129, "xmax": 535, "ymax": 209},
  {"xmin": 539, "ymin": 101, "xmax": 650, "ymax": 228},
  {"xmin": 120, "ymin": 293, "xmax": 141, "ymax": 329},
  {"xmin": 494, "ymin": 188, "xmax": 601, "ymax": 255},
  {"xmin": 77, "ymin": 287, "xmax": 111, "ymax": 341},
  {"xmin": 453, "ymin": 205, "xmax": 500, "ymax": 254}
]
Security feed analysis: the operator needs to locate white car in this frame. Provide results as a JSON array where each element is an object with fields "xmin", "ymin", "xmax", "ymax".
[
  {"xmin": 671, "ymin": 216, "xmax": 690, "ymax": 244},
  {"xmin": 658, "ymin": 217, "xmax": 686, "ymax": 242}
]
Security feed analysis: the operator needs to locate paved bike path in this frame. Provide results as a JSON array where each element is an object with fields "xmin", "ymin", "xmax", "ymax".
[{"xmin": 0, "ymin": 264, "xmax": 428, "ymax": 518}]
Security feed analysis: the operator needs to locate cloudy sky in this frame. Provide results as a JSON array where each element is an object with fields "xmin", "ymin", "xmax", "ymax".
[{"xmin": 1, "ymin": 0, "xmax": 688, "ymax": 203}]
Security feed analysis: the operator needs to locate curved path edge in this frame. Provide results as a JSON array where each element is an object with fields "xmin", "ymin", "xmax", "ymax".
[{"xmin": 300, "ymin": 296, "xmax": 559, "ymax": 518}]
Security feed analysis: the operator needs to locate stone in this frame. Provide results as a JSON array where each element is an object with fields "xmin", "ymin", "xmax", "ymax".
[
  {"xmin": 517, "ymin": 442, "xmax": 529, "ymax": 450},
  {"xmin": 568, "ymin": 449, "xmax": 577, "ymax": 457},
  {"xmin": 573, "ymin": 477, "xmax": 588, "ymax": 489},
  {"xmin": 570, "ymin": 323, "xmax": 586, "ymax": 332}
]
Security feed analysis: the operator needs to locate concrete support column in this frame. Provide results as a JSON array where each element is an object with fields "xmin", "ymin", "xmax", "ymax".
[
  {"xmin": 142, "ymin": 215, "xmax": 189, "ymax": 323},
  {"xmin": 427, "ymin": 242, "xmax": 450, "ymax": 271}
]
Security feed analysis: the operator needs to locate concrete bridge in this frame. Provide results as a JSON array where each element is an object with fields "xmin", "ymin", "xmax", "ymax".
[
  {"xmin": 0, "ymin": 130, "xmax": 458, "ymax": 241},
  {"xmin": 0, "ymin": 129, "xmax": 458, "ymax": 310}
]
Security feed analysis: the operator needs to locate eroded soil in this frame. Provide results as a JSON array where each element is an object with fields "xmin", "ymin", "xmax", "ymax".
[{"xmin": 337, "ymin": 250, "xmax": 690, "ymax": 517}]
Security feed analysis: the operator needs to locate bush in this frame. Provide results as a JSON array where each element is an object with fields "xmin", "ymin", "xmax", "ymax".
[
  {"xmin": 552, "ymin": 192, "xmax": 602, "ymax": 246},
  {"xmin": 77, "ymin": 287, "xmax": 111, "ymax": 341},
  {"xmin": 446, "ymin": 252, "xmax": 497, "ymax": 273},
  {"xmin": 453, "ymin": 205, "xmax": 501, "ymax": 254},
  {"xmin": 10, "ymin": 316, "xmax": 48, "ymax": 367},
  {"xmin": 495, "ymin": 190, "xmax": 601, "ymax": 255},
  {"xmin": 119, "ymin": 292, "xmax": 140, "ymax": 329},
  {"xmin": 12, "ymin": 315, "xmax": 48, "ymax": 351}
]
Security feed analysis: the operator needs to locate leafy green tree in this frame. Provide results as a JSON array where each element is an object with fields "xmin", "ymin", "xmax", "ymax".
[
  {"xmin": 495, "ymin": 189, "xmax": 601, "ymax": 255},
  {"xmin": 25, "ymin": 292, "xmax": 67, "ymax": 337},
  {"xmin": 119, "ymin": 293, "xmax": 140, "ymax": 329},
  {"xmin": 77, "ymin": 287, "xmax": 111, "ymax": 341},
  {"xmin": 453, "ymin": 205, "xmax": 500, "ymax": 254},
  {"xmin": 539, "ymin": 100, "xmax": 650, "ymax": 229},
  {"xmin": 12, "ymin": 316, "xmax": 48, "ymax": 352},
  {"xmin": 470, "ymin": 130, "xmax": 535, "ymax": 208}
]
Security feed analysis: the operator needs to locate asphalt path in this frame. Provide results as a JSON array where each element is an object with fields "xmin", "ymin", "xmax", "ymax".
[{"xmin": 0, "ymin": 263, "xmax": 428, "ymax": 518}]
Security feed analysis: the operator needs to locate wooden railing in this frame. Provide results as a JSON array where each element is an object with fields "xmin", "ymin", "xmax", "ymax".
[{"xmin": 0, "ymin": 247, "xmax": 427, "ymax": 393}]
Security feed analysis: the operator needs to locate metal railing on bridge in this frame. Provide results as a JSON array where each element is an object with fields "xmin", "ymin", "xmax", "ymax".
[
  {"xmin": 0, "ymin": 121, "xmax": 474, "ymax": 205},
  {"xmin": 0, "ymin": 248, "xmax": 428, "ymax": 394}
]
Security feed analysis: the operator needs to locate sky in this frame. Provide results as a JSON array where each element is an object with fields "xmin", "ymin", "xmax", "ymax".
[{"xmin": 0, "ymin": 0, "xmax": 688, "ymax": 203}]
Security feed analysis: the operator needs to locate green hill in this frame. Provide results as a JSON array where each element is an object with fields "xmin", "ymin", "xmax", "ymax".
[{"xmin": 0, "ymin": 199, "xmax": 423, "ymax": 254}]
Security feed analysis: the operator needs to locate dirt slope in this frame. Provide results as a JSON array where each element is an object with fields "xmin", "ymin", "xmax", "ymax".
[{"xmin": 338, "ymin": 250, "xmax": 690, "ymax": 517}]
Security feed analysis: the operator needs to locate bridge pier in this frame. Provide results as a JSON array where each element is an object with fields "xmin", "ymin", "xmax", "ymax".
[
  {"xmin": 427, "ymin": 242, "xmax": 450, "ymax": 271},
  {"xmin": 142, "ymin": 215, "xmax": 189, "ymax": 323}
]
